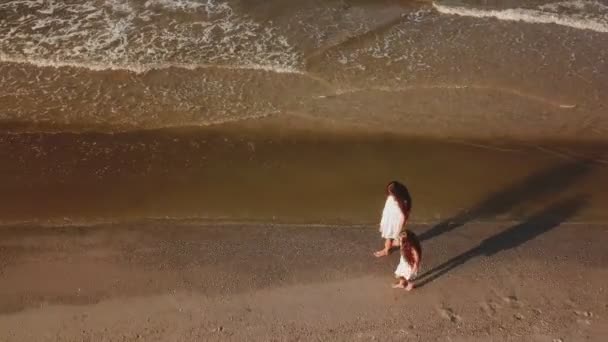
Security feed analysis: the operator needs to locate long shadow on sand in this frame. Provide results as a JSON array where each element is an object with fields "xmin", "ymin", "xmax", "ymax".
[
  {"xmin": 418, "ymin": 158, "xmax": 594, "ymax": 242},
  {"xmin": 415, "ymin": 195, "xmax": 588, "ymax": 288}
]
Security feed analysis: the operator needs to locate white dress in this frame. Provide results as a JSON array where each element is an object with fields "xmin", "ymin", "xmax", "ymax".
[
  {"xmin": 379, "ymin": 195, "xmax": 404, "ymax": 240},
  {"xmin": 395, "ymin": 256, "xmax": 417, "ymax": 280}
]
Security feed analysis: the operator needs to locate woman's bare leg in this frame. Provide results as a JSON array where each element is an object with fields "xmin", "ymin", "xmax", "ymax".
[
  {"xmin": 374, "ymin": 239, "xmax": 393, "ymax": 257},
  {"xmin": 405, "ymin": 281, "xmax": 415, "ymax": 291},
  {"xmin": 392, "ymin": 277, "xmax": 406, "ymax": 288}
]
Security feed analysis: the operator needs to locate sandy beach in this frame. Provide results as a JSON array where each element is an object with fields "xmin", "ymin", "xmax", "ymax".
[
  {"xmin": 1, "ymin": 216, "xmax": 606, "ymax": 341},
  {"xmin": 1, "ymin": 0, "xmax": 608, "ymax": 340}
]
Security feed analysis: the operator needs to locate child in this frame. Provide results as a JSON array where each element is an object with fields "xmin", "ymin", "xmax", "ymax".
[
  {"xmin": 374, "ymin": 181, "xmax": 412, "ymax": 257},
  {"xmin": 393, "ymin": 230, "xmax": 422, "ymax": 291}
]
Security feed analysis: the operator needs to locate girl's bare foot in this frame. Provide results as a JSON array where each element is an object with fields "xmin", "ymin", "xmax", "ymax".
[
  {"xmin": 405, "ymin": 282, "xmax": 415, "ymax": 291},
  {"xmin": 374, "ymin": 249, "xmax": 389, "ymax": 257},
  {"xmin": 392, "ymin": 282, "xmax": 406, "ymax": 289}
]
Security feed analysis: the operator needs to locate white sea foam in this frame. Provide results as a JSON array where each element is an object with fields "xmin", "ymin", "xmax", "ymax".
[
  {"xmin": 0, "ymin": 53, "xmax": 303, "ymax": 75},
  {"xmin": 0, "ymin": 0, "xmax": 300, "ymax": 73},
  {"xmin": 433, "ymin": 0, "xmax": 608, "ymax": 33},
  {"xmin": 540, "ymin": 0, "xmax": 608, "ymax": 12},
  {"xmin": 144, "ymin": 0, "xmax": 206, "ymax": 12}
]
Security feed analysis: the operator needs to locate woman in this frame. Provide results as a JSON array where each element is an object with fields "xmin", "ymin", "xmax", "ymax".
[{"xmin": 374, "ymin": 181, "xmax": 412, "ymax": 257}]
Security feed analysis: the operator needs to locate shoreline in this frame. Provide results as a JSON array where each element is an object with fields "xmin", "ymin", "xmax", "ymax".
[
  {"xmin": 2, "ymin": 216, "xmax": 608, "ymax": 230},
  {"xmin": 3, "ymin": 113, "xmax": 608, "ymax": 146},
  {"xmin": 1, "ymin": 220, "xmax": 606, "ymax": 341}
]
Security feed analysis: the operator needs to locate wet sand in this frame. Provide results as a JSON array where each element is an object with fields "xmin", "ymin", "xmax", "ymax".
[
  {"xmin": 1, "ymin": 119, "xmax": 608, "ymax": 225},
  {"xmin": 1, "ymin": 217, "xmax": 606, "ymax": 341}
]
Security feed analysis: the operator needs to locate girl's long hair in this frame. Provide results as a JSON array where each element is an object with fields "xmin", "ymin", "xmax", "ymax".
[
  {"xmin": 386, "ymin": 181, "xmax": 412, "ymax": 217},
  {"xmin": 400, "ymin": 230, "xmax": 422, "ymax": 266}
]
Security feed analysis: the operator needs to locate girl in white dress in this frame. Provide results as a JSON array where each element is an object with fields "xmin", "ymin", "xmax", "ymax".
[
  {"xmin": 374, "ymin": 181, "xmax": 412, "ymax": 257},
  {"xmin": 393, "ymin": 230, "xmax": 421, "ymax": 291}
]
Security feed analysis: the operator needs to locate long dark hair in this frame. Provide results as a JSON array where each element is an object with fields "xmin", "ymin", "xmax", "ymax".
[
  {"xmin": 386, "ymin": 181, "xmax": 412, "ymax": 217},
  {"xmin": 400, "ymin": 230, "xmax": 422, "ymax": 265}
]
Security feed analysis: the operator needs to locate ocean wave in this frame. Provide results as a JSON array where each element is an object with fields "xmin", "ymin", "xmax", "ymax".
[
  {"xmin": 0, "ymin": 53, "xmax": 303, "ymax": 75},
  {"xmin": 433, "ymin": 0, "xmax": 608, "ymax": 33}
]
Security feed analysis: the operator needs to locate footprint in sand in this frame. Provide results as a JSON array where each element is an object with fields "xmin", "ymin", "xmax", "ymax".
[
  {"xmin": 574, "ymin": 310, "xmax": 593, "ymax": 326},
  {"xmin": 501, "ymin": 295, "xmax": 523, "ymax": 308},
  {"xmin": 438, "ymin": 307, "xmax": 461, "ymax": 323},
  {"xmin": 479, "ymin": 301, "xmax": 502, "ymax": 317},
  {"xmin": 574, "ymin": 310, "xmax": 593, "ymax": 318},
  {"xmin": 482, "ymin": 302, "xmax": 525, "ymax": 321}
]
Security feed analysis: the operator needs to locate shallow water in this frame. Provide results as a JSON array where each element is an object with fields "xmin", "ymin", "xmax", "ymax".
[{"xmin": 1, "ymin": 0, "xmax": 607, "ymax": 139}]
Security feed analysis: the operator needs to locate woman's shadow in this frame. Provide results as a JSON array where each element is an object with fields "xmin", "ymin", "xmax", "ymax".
[
  {"xmin": 415, "ymin": 195, "xmax": 588, "ymax": 288},
  {"xmin": 418, "ymin": 158, "xmax": 594, "ymax": 242}
]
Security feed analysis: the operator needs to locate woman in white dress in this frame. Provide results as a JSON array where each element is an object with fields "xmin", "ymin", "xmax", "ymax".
[{"xmin": 374, "ymin": 181, "xmax": 412, "ymax": 257}]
